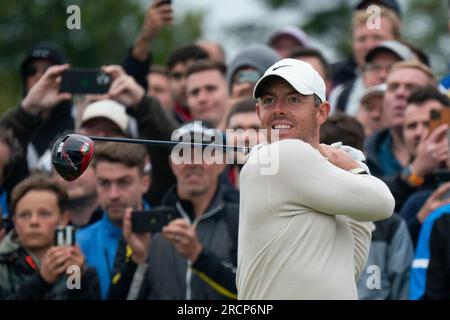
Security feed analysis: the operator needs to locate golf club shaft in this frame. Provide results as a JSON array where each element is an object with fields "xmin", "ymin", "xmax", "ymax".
[{"xmin": 88, "ymin": 136, "xmax": 251, "ymax": 152}]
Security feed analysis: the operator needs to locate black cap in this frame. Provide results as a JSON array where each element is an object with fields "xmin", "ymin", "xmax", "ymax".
[
  {"xmin": 20, "ymin": 41, "xmax": 67, "ymax": 77},
  {"xmin": 172, "ymin": 121, "xmax": 225, "ymax": 145},
  {"xmin": 354, "ymin": 0, "xmax": 401, "ymax": 17}
]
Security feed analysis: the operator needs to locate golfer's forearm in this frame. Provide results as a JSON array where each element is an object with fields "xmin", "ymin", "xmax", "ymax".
[
  {"xmin": 275, "ymin": 141, "xmax": 395, "ymax": 221},
  {"xmin": 324, "ymin": 175, "xmax": 395, "ymax": 221}
]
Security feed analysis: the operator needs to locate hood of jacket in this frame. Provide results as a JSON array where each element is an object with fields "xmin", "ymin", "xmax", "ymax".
[{"xmin": 0, "ymin": 229, "xmax": 21, "ymax": 256}]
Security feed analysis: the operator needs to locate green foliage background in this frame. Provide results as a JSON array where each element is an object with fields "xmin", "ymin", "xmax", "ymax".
[
  {"xmin": 0, "ymin": 0, "xmax": 203, "ymax": 114},
  {"xmin": 1, "ymin": 0, "xmax": 448, "ymax": 115}
]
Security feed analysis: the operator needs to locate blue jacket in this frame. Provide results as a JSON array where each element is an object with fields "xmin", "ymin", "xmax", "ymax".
[
  {"xmin": 0, "ymin": 189, "xmax": 9, "ymax": 221},
  {"xmin": 76, "ymin": 213, "xmax": 122, "ymax": 299},
  {"xmin": 409, "ymin": 203, "xmax": 450, "ymax": 299}
]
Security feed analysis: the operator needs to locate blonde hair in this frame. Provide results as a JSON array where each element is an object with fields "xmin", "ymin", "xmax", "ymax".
[
  {"xmin": 352, "ymin": 7, "xmax": 401, "ymax": 39},
  {"xmin": 389, "ymin": 60, "xmax": 437, "ymax": 86}
]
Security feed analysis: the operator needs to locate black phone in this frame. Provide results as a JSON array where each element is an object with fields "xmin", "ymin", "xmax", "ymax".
[
  {"xmin": 132, "ymin": 207, "xmax": 178, "ymax": 233},
  {"xmin": 60, "ymin": 68, "xmax": 112, "ymax": 94},
  {"xmin": 54, "ymin": 225, "xmax": 76, "ymax": 246}
]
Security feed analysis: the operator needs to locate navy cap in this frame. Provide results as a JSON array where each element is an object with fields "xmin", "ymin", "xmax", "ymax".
[{"xmin": 354, "ymin": 0, "xmax": 401, "ymax": 17}]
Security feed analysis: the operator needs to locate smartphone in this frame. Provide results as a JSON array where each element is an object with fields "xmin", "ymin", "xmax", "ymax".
[
  {"xmin": 429, "ymin": 108, "xmax": 450, "ymax": 133},
  {"xmin": 60, "ymin": 68, "xmax": 112, "ymax": 94},
  {"xmin": 54, "ymin": 225, "xmax": 76, "ymax": 246},
  {"xmin": 132, "ymin": 207, "xmax": 178, "ymax": 233},
  {"xmin": 237, "ymin": 70, "xmax": 260, "ymax": 84}
]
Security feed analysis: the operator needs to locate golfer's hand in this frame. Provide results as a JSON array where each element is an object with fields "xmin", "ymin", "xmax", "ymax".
[{"xmin": 319, "ymin": 144, "xmax": 360, "ymax": 171}]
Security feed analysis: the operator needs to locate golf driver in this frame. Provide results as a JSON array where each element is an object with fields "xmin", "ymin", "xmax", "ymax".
[{"xmin": 52, "ymin": 133, "xmax": 251, "ymax": 181}]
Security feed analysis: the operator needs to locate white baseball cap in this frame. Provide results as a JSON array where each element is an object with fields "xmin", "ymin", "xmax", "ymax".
[
  {"xmin": 81, "ymin": 99, "xmax": 128, "ymax": 134},
  {"xmin": 365, "ymin": 40, "xmax": 415, "ymax": 63},
  {"xmin": 253, "ymin": 58, "xmax": 326, "ymax": 103},
  {"xmin": 360, "ymin": 83, "xmax": 387, "ymax": 104}
]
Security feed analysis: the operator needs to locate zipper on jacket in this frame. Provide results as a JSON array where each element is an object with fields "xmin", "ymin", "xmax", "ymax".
[{"xmin": 175, "ymin": 201, "xmax": 224, "ymax": 299}]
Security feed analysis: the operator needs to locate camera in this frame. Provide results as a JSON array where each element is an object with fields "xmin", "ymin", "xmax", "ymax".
[
  {"xmin": 54, "ymin": 225, "xmax": 76, "ymax": 246},
  {"xmin": 60, "ymin": 68, "xmax": 112, "ymax": 94},
  {"xmin": 131, "ymin": 207, "xmax": 178, "ymax": 233}
]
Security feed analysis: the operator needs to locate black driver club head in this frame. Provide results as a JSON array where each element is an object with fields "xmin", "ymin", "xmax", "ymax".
[{"xmin": 52, "ymin": 134, "xmax": 95, "ymax": 181}]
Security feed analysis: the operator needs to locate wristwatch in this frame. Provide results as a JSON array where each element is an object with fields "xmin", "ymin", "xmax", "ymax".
[{"xmin": 401, "ymin": 165, "xmax": 425, "ymax": 187}]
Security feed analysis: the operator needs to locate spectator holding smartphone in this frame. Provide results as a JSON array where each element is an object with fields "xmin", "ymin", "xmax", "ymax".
[
  {"xmin": 109, "ymin": 122, "xmax": 239, "ymax": 300},
  {"xmin": 0, "ymin": 43, "xmax": 73, "ymax": 197},
  {"xmin": 0, "ymin": 173, "xmax": 99, "ymax": 299},
  {"xmin": 76, "ymin": 142, "xmax": 150, "ymax": 299}
]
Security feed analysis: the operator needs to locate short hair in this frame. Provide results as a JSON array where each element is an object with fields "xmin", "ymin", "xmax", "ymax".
[
  {"xmin": 166, "ymin": 45, "xmax": 209, "ymax": 70},
  {"xmin": 11, "ymin": 173, "xmax": 69, "ymax": 214},
  {"xmin": 93, "ymin": 142, "xmax": 148, "ymax": 175},
  {"xmin": 352, "ymin": 7, "xmax": 401, "ymax": 39},
  {"xmin": 407, "ymin": 86, "xmax": 450, "ymax": 107},
  {"xmin": 186, "ymin": 59, "xmax": 227, "ymax": 78},
  {"xmin": 289, "ymin": 47, "xmax": 331, "ymax": 79},
  {"xmin": 226, "ymin": 97, "xmax": 258, "ymax": 126},
  {"xmin": 320, "ymin": 112, "xmax": 365, "ymax": 150},
  {"xmin": 389, "ymin": 60, "xmax": 437, "ymax": 86},
  {"xmin": 148, "ymin": 64, "xmax": 169, "ymax": 76}
]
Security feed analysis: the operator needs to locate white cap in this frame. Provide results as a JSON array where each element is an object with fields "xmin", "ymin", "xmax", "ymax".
[
  {"xmin": 360, "ymin": 83, "xmax": 387, "ymax": 103},
  {"xmin": 81, "ymin": 99, "xmax": 128, "ymax": 133},
  {"xmin": 365, "ymin": 40, "xmax": 415, "ymax": 63},
  {"xmin": 253, "ymin": 58, "xmax": 326, "ymax": 103}
]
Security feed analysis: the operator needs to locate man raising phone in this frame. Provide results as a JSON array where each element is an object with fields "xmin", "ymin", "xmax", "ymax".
[{"xmin": 109, "ymin": 122, "xmax": 240, "ymax": 300}]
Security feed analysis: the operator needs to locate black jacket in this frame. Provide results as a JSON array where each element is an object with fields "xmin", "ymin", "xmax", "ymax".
[
  {"xmin": 108, "ymin": 183, "xmax": 239, "ymax": 300},
  {"xmin": 331, "ymin": 56, "xmax": 358, "ymax": 87},
  {"xmin": 0, "ymin": 104, "xmax": 72, "ymax": 203},
  {"xmin": 122, "ymin": 48, "xmax": 151, "ymax": 91},
  {"xmin": 0, "ymin": 231, "xmax": 100, "ymax": 300},
  {"xmin": 365, "ymin": 128, "xmax": 422, "ymax": 212},
  {"xmin": 127, "ymin": 96, "xmax": 178, "ymax": 206},
  {"xmin": 424, "ymin": 214, "xmax": 450, "ymax": 299}
]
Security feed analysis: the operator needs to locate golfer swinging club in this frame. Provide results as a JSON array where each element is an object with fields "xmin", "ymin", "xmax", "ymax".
[{"xmin": 236, "ymin": 59, "xmax": 395, "ymax": 299}]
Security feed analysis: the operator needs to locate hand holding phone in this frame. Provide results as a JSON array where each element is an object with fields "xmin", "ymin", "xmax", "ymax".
[
  {"xmin": 54, "ymin": 225, "xmax": 76, "ymax": 246},
  {"xmin": 429, "ymin": 108, "xmax": 450, "ymax": 138},
  {"xmin": 131, "ymin": 207, "xmax": 178, "ymax": 233},
  {"xmin": 60, "ymin": 68, "xmax": 112, "ymax": 94}
]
